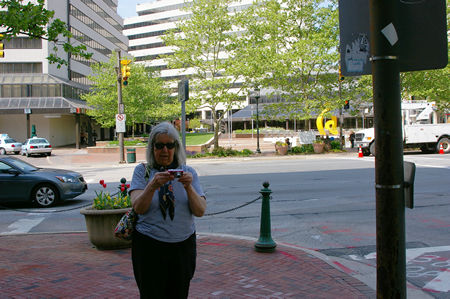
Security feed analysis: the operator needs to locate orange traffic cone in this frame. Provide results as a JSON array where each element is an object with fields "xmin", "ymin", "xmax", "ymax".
[
  {"xmin": 439, "ymin": 143, "xmax": 444, "ymax": 154},
  {"xmin": 358, "ymin": 145, "xmax": 363, "ymax": 158}
]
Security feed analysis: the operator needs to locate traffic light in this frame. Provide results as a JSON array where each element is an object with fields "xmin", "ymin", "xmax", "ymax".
[
  {"xmin": 0, "ymin": 34, "xmax": 4, "ymax": 58},
  {"xmin": 120, "ymin": 59, "xmax": 131, "ymax": 86},
  {"xmin": 344, "ymin": 100, "xmax": 350, "ymax": 110}
]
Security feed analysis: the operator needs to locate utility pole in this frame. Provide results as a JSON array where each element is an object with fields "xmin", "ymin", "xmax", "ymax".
[
  {"xmin": 115, "ymin": 49, "xmax": 125, "ymax": 163},
  {"xmin": 370, "ymin": 0, "xmax": 405, "ymax": 297}
]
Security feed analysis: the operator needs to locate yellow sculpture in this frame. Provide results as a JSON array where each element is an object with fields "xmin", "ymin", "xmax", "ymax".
[{"xmin": 316, "ymin": 109, "xmax": 338, "ymax": 136}]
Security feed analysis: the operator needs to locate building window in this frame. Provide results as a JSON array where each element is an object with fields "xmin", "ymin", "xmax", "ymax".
[
  {"xmin": 5, "ymin": 37, "xmax": 42, "ymax": 49},
  {"xmin": 0, "ymin": 84, "xmax": 27, "ymax": 97},
  {"xmin": 0, "ymin": 63, "xmax": 42, "ymax": 73},
  {"xmin": 130, "ymin": 42, "xmax": 165, "ymax": 51},
  {"xmin": 81, "ymin": 0, "xmax": 122, "ymax": 32},
  {"xmin": 70, "ymin": 5, "xmax": 127, "ymax": 52},
  {"xmin": 70, "ymin": 70, "xmax": 93, "ymax": 86},
  {"xmin": 31, "ymin": 84, "xmax": 61, "ymax": 97},
  {"xmin": 70, "ymin": 27, "xmax": 112, "ymax": 56}
]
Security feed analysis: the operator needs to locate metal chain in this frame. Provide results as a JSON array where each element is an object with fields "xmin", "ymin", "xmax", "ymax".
[
  {"xmin": 0, "ymin": 194, "xmax": 266, "ymax": 216},
  {"xmin": 204, "ymin": 195, "xmax": 262, "ymax": 216}
]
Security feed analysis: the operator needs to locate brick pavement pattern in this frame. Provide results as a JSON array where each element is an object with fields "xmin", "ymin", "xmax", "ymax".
[{"xmin": 0, "ymin": 233, "xmax": 375, "ymax": 298}]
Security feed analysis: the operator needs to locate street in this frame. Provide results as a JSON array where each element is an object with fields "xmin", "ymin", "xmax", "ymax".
[{"xmin": 0, "ymin": 152, "xmax": 449, "ymax": 296}]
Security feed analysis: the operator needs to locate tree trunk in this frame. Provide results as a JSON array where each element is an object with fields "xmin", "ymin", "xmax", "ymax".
[{"xmin": 214, "ymin": 120, "xmax": 220, "ymax": 149}]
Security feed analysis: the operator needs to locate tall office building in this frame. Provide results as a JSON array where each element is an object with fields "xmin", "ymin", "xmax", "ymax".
[{"xmin": 0, "ymin": 0, "xmax": 128, "ymax": 146}]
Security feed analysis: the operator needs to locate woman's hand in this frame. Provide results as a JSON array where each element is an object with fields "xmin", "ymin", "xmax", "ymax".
[
  {"xmin": 177, "ymin": 172, "xmax": 193, "ymax": 189},
  {"xmin": 148, "ymin": 171, "xmax": 173, "ymax": 191}
]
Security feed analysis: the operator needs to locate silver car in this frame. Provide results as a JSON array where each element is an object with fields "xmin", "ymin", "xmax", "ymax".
[
  {"xmin": 21, "ymin": 137, "xmax": 52, "ymax": 157},
  {"xmin": 0, "ymin": 137, "xmax": 22, "ymax": 155}
]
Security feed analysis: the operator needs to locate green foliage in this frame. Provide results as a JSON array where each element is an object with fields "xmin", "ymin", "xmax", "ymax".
[
  {"xmin": 81, "ymin": 54, "xmax": 176, "ymax": 128},
  {"xmin": 330, "ymin": 140, "xmax": 341, "ymax": 150},
  {"xmin": 0, "ymin": 0, "xmax": 92, "ymax": 67},
  {"xmin": 187, "ymin": 147, "xmax": 254, "ymax": 158},
  {"xmin": 162, "ymin": 0, "xmax": 247, "ymax": 149},
  {"xmin": 93, "ymin": 179, "xmax": 131, "ymax": 210},
  {"xmin": 235, "ymin": 0, "xmax": 340, "ymax": 119},
  {"xmin": 188, "ymin": 118, "xmax": 202, "ymax": 130},
  {"xmin": 107, "ymin": 140, "xmax": 147, "ymax": 146},
  {"xmin": 291, "ymin": 144, "xmax": 314, "ymax": 154}
]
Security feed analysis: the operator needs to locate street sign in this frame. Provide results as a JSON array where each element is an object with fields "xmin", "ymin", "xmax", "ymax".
[
  {"xmin": 116, "ymin": 114, "xmax": 126, "ymax": 133},
  {"xmin": 339, "ymin": 0, "xmax": 448, "ymax": 76},
  {"xmin": 24, "ymin": 108, "xmax": 31, "ymax": 114},
  {"xmin": 178, "ymin": 79, "xmax": 189, "ymax": 102}
]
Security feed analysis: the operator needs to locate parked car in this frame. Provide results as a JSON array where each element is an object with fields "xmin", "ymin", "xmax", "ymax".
[
  {"xmin": 0, "ymin": 137, "xmax": 22, "ymax": 155},
  {"xmin": 21, "ymin": 137, "xmax": 52, "ymax": 157},
  {"xmin": 0, "ymin": 156, "xmax": 87, "ymax": 207}
]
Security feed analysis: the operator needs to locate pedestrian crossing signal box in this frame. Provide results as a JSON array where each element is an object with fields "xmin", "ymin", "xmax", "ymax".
[{"xmin": 404, "ymin": 161, "xmax": 416, "ymax": 209}]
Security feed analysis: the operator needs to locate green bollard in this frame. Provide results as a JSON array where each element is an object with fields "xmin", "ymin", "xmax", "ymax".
[{"xmin": 255, "ymin": 181, "xmax": 277, "ymax": 252}]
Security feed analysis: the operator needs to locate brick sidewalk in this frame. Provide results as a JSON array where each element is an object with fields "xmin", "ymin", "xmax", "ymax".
[{"xmin": 0, "ymin": 233, "xmax": 375, "ymax": 298}]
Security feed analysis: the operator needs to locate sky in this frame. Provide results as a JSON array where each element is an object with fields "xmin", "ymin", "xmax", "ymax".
[{"xmin": 117, "ymin": 0, "xmax": 152, "ymax": 19}]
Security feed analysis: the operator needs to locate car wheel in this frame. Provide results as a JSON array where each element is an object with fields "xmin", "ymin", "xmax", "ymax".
[
  {"xmin": 0, "ymin": 148, "xmax": 6, "ymax": 155},
  {"xmin": 31, "ymin": 184, "xmax": 59, "ymax": 207},
  {"xmin": 437, "ymin": 137, "xmax": 450, "ymax": 154},
  {"xmin": 47, "ymin": 152, "xmax": 51, "ymax": 156},
  {"xmin": 26, "ymin": 152, "xmax": 30, "ymax": 157}
]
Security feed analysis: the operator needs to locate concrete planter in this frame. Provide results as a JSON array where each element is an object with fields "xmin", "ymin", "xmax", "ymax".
[
  {"xmin": 275, "ymin": 145, "xmax": 288, "ymax": 155},
  {"xmin": 80, "ymin": 207, "xmax": 132, "ymax": 250},
  {"xmin": 313, "ymin": 143, "xmax": 325, "ymax": 154}
]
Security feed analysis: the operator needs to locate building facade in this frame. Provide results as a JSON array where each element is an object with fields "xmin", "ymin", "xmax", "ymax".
[{"xmin": 0, "ymin": 0, "xmax": 128, "ymax": 147}]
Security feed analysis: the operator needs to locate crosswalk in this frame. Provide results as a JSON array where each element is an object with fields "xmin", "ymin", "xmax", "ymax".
[
  {"xmin": 0, "ymin": 214, "xmax": 46, "ymax": 235},
  {"xmin": 348, "ymin": 245, "xmax": 450, "ymax": 295}
]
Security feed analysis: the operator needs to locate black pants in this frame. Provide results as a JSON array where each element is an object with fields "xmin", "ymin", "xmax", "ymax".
[{"xmin": 132, "ymin": 230, "xmax": 197, "ymax": 299}]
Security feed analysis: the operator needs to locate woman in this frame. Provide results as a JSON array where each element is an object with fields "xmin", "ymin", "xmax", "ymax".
[{"xmin": 129, "ymin": 122, "xmax": 207, "ymax": 299}]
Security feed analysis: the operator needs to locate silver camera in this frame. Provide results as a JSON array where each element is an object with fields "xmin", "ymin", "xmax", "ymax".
[{"xmin": 168, "ymin": 169, "xmax": 184, "ymax": 178}]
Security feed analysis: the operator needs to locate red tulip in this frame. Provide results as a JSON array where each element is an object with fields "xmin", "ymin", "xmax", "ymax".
[
  {"xmin": 120, "ymin": 187, "xmax": 125, "ymax": 192},
  {"xmin": 99, "ymin": 179, "xmax": 104, "ymax": 185},
  {"xmin": 103, "ymin": 183, "xmax": 107, "ymax": 188},
  {"xmin": 121, "ymin": 183, "xmax": 125, "ymax": 188},
  {"xmin": 126, "ymin": 184, "xmax": 130, "ymax": 188}
]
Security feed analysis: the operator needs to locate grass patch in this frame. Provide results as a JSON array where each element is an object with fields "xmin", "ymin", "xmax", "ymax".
[{"xmin": 185, "ymin": 133, "xmax": 214, "ymax": 146}]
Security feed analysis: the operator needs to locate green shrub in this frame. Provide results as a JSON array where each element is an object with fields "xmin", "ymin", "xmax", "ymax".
[
  {"xmin": 241, "ymin": 148, "xmax": 253, "ymax": 156},
  {"xmin": 331, "ymin": 140, "xmax": 341, "ymax": 150}
]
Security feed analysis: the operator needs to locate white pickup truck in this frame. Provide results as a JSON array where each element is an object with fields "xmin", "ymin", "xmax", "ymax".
[{"xmin": 355, "ymin": 124, "xmax": 450, "ymax": 156}]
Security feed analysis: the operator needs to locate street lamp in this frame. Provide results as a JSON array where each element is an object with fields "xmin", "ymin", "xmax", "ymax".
[{"xmin": 253, "ymin": 88, "xmax": 261, "ymax": 154}]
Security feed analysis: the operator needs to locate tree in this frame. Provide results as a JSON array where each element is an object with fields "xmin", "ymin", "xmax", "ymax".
[
  {"xmin": 235, "ymin": 0, "xmax": 341, "ymax": 121},
  {"xmin": 82, "ymin": 54, "xmax": 177, "ymax": 134},
  {"xmin": 162, "ymin": 0, "xmax": 247, "ymax": 149},
  {"xmin": 400, "ymin": 67, "xmax": 450, "ymax": 114},
  {"xmin": 0, "ymin": 0, "xmax": 92, "ymax": 67}
]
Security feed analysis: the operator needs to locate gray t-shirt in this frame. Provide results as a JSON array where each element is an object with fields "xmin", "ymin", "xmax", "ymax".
[{"xmin": 129, "ymin": 163, "xmax": 205, "ymax": 243}]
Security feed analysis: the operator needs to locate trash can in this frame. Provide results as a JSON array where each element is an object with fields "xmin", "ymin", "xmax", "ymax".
[{"xmin": 126, "ymin": 148, "xmax": 136, "ymax": 163}]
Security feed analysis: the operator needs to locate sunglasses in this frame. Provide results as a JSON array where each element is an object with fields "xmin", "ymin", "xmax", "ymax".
[{"xmin": 154, "ymin": 142, "xmax": 176, "ymax": 150}]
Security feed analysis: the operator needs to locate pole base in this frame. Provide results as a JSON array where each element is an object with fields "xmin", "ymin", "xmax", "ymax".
[{"xmin": 255, "ymin": 240, "xmax": 277, "ymax": 253}]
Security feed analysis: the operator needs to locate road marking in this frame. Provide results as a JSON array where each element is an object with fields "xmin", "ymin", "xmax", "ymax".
[
  {"xmin": 423, "ymin": 268, "xmax": 450, "ymax": 293},
  {"xmin": 406, "ymin": 246, "xmax": 450, "ymax": 263},
  {"xmin": 0, "ymin": 217, "xmax": 45, "ymax": 235},
  {"xmin": 363, "ymin": 246, "xmax": 450, "ymax": 261}
]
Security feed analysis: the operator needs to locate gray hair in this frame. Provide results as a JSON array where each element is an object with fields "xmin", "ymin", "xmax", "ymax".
[{"xmin": 146, "ymin": 122, "xmax": 186, "ymax": 168}]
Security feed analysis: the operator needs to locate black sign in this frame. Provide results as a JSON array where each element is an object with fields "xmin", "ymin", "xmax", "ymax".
[
  {"xmin": 178, "ymin": 79, "xmax": 189, "ymax": 102},
  {"xmin": 339, "ymin": 0, "xmax": 448, "ymax": 76}
]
